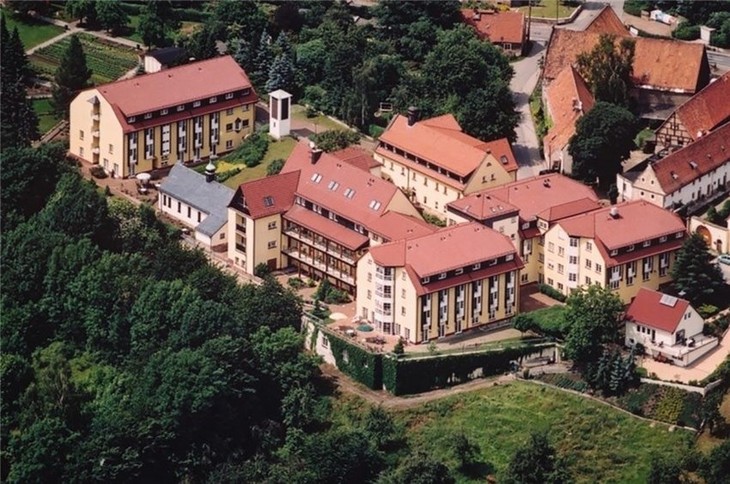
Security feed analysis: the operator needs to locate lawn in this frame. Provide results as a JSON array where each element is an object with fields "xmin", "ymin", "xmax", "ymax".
[
  {"xmin": 390, "ymin": 381, "xmax": 694, "ymax": 483},
  {"xmin": 528, "ymin": 304, "xmax": 568, "ymax": 338},
  {"xmin": 222, "ymin": 136, "xmax": 297, "ymax": 188},
  {"xmin": 32, "ymin": 98, "xmax": 61, "ymax": 134},
  {"xmin": 519, "ymin": 0, "xmax": 578, "ymax": 19},
  {"xmin": 1, "ymin": 10, "xmax": 64, "ymax": 49},
  {"xmin": 292, "ymin": 104, "xmax": 348, "ymax": 133},
  {"xmin": 30, "ymin": 33, "xmax": 139, "ymax": 84}
]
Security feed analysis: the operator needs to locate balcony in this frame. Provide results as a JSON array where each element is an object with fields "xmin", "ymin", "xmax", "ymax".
[
  {"xmin": 235, "ymin": 243, "xmax": 246, "ymax": 253},
  {"xmin": 92, "ymin": 130, "xmax": 100, "ymax": 138},
  {"xmin": 92, "ymin": 147, "xmax": 100, "ymax": 154},
  {"xmin": 284, "ymin": 246, "xmax": 355, "ymax": 284},
  {"xmin": 91, "ymin": 113, "xmax": 100, "ymax": 121},
  {"xmin": 284, "ymin": 226, "xmax": 355, "ymax": 263},
  {"xmin": 375, "ymin": 271, "xmax": 393, "ymax": 282},
  {"xmin": 235, "ymin": 224, "xmax": 246, "ymax": 233}
]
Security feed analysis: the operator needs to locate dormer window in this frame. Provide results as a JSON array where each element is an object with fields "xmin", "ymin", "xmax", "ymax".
[
  {"xmin": 627, "ymin": 244, "xmax": 635, "ymax": 252},
  {"xmin": 472, "ymin": 263, "xmax": 481, "ymax": 270},
  {"xmin": 193, "ymin": 101, "xmax": 201, "ymax": 108},
  {"xmin": 225, "ymin": 92, "xmax": 234, "ymax": 100},
  {"xmin": 311, "ymin": 173, "xmax": 322, "ymax": 183},
  {"xmin": 522, "ymin": 223, "xmax": 529, "ymax": 230},
  {"xmin": 660, "ymin": 235, "xmax": 667, "ymax": 242},
  {"xmin": 128, "ymin": 116, "xmax": 136, "ymax": 123},
  {"xmin": 422, "ymin": 276, "xmax": 430, "ymax": 284},
  {"xmin": 438, "ymin": 272, "xmax": 447, "ymax": 280},
  {"xmin": 263, "ymin": 196, "xmax": 274, "ymax": 207},
  {"xmin": 177, "ymin": 105, "xmax": 185, "ymax": 112},
  {"xmin": 489, "ymin": 259, "xmax": 497, "ymax": 266},
  {"xmin": 144, "ymin": 113, "xmax": 152, "ymax": 119},
  {"xmin": 643, "ymin": 240, "xmax": 650, "ymax": 247},
  {"xmin": 675, "ymin": 231, "xmax": 683, "ymax": 238},
  {"xmin": 160, "ymin": 109, "xmax": 168, "ymax": 115},
  {"xmin": 455, "ymin": 268, "xmax": 464, "ymax": 275},
  {"xmin": 506, "ymin": 254, "xmax": 514, "ymax": 261},
  {"xmin": 209, "ymin": 97, "xmax": 217, "ymax": 103},
  {"xmin": 610, "ymin": 249, "xmax": 618, "ymax": 256}
]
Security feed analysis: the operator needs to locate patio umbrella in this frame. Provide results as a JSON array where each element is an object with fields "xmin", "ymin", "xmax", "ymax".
[
  {"xmin": 136, "ymin": 173, "xmax": 151, "ymax": 185},
  {"xmin": 357, "ymin": 324, "xmax": 373, "ymax": 332}
]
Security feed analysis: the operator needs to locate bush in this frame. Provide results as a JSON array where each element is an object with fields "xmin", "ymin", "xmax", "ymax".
[
  {"xmin": 368, "ymin": 124, "xmax": 385, "ymax": 139},
  {"xmin": 624, "ymin": 0, "xmax": 650, "ymax": 16},
  {"xmin": 538, "ymin": 283, "xmax": 567, "ymax": 302},
  {"xmin": 653, "ymin": 387, "xmax": 686, "ymax": 425},
  {"xmin": 90, "ymin": 165, "xmax": 108, "ymax": 179},
  {"xmin": 311, "ymin": 130, "xmax": 361, "ymax": 153},
  {"xmin": 228, "ymin": 133, "xmax": 269, "ymax": 167},
  {"xmin": 324, "ymin": 288, "xmax": 350, "ymax": 305},
  {"xmin": 393, "ymin": 339, "xmax": 404, "ymax": 356},
  {"xmin": 216, "ymin": 167, "xmax": 242, "ymax": 183},
  {"xmin": 699, "ymin": 304, "xmax": 720, "ymax": 319},
  {"xmin": 173, "ymin": 7, "xmax": 212, "ymax": 22},
  {"xmin": 422, "ymin": 212, "xmax": 446, "ymax": 227},
  {"xmin": 673, "ymin": 22, "xmax": 701, "ymax": 40},
  {"xmin": 266, "ymin": 158, "xmax": 286, "ymax": 176},
  {"xmin": 288, "ymin": 277, "xmax": 306, "ymax": 290},
  {"xmin": 254, "ymin": 262, "xmax": 272, "ymax": 278}
]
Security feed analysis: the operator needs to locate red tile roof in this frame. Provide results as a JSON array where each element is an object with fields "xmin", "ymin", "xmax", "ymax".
[
  {"xmin": 234, "ymin": 171, "xmax": 299, "ymax": 220},
  {"xmin": 625, "ymin": 288, "xmax": 691, "ymax": 333},
  {"xmin": 448, "ymin": 174, "xmax": 598, "ymax": 222},
  {"xmin": 543, "ymin": 30, "xmax": 708, "ymax": 93},
  {"xmin": 584, "ymin": 6, "xmax": 628, "ymax": 36},
  {"xmin": 330, "ymin": 146, "xmax": 380, "ymax": 172},
  {"xmin": 670, "ymin": 72, "xmax": 730, "ymax": 142},
  {"xmin": 368, "ymin": 211, "xmax": 437, "ymax": 242},
  {"xmin": 377, "ymin": 114, "xmax": 517, "ymax": 180},
  {"xmin": 475, "ymin": 137, "xmax": 519, "ymax": 173},
  {"xmin": 97, "ymin": 56, "xmax": 254, "ymax": 117},
  {"xmin": 544, "ymin": 66, "xmax": 595, "ymax": 156},
  {"xmin": 557, "ymin": 201, "xmax": 686, "ymax": 251},
  {"xmin": 282, "ymin": 140, "xmax": 400, "ymax": 231},
  {"xmin": 536, "ymin": 197, "xmax": 603, "ymax": 223},
  {"xmin": 650, "ymin": 122, "xmax": 730, "ymax": 194},
  {"xmin": 408, "ymin": 259, "xmax": 524, "ymax": 296},
  {"xmin": 284, "ymin": 205, "xmax": 369, "ymax": 250},
  {"xmin": 369, "ymin": 222, "xmax": 519, "ymax": 278},
  {"xmin": 460, "ymin": 9, "xmax": 525, "ymax": 45}
]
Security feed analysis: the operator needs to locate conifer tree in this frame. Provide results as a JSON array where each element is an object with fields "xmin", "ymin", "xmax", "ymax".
[
  {"xmin": 671, "ymin": 232, "xmax": 725, "ymax": 306},
  {"xmin": 52, "ymin": 35, "xmax": 92, "ymax": 117},
  {"xmin": 251, "ymin": 31, "xmax": 272, "ymax": 88},
  {"xmin": 265, "ymin": 52, "xmax": 295, "ymax": 93}
]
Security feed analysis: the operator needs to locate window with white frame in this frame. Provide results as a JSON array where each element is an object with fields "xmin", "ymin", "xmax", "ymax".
[{"xmin": 144, "ymin": 127, "xmax": 154, "ymax": 159}]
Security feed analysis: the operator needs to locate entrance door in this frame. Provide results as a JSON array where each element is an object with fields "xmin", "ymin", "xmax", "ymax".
[{"xmin": 267, "ymin": 258, "xmax": 277, "ymax": 271}]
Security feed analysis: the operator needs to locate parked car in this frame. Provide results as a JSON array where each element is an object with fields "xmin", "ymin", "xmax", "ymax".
[{"xmin": 718, "ymin": 254, "xmax": 730, "ymax": 265}]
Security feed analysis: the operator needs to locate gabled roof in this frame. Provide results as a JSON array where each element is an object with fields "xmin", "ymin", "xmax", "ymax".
[
  {"xmin": 159, "ymin": 163, "xmax": 235, "ymax": 236},
  {"xmin": 584, "ymin": 6, "xmax": 628, "ymax": 36},
  {"xmin": 449, "ymin": 174, "xmax": 598, "ymax": 222},
  {"xmin": 368, "ymin": 211, "xmax": 437, "ymax": 242},
  {"xmin": 543, "ymin": 30, "xmax": 708, "ymax": 93},
  {"xmin": 668, "ymin": 71, "xmax": 730, "ymax": 142},
  {"xmin": 475, "ymin": 137, "xmax": 519, "ymax": 173},
  {"xmin": 544, "ymin": 65, "xmax": 595, "ymax": 155},
  {"xmin": 330, "ymin": 146, "xmax": 380, "ymax": 172},
  {"xmin": 625, "ymin": 288, "xmax": 691, "ymax": 333},
  {"xmin": 557, "ymin": 200, "xmax": 685, "ymax": 251},
  {"xmin": 146, "ymin": 46, "xmax": 187, "ymax": 65},
  {"xmin": 95, "ymin": 56, "xmax": 255, "ymax": 118},
  {"xmin": 377, "ymin": 114, "xmax": 514, "ymax": 179},
  {"xmin": 282, "ymin": 140, "xmax": 400, "ymax": 231},
  {"xmin": 536, "ymin": 197, "xmax": 603, "ymax": 223},
  {"xmin": 460, "ymin": 9, "xmax": 525, "ymax": 45},
  {"xmin": 650, "ymin": 122, "xmax": 730, "ymax": 194},
  {"xmin": 234, "ymin": 170, "xmax": 299, "ymax": 220},
  {"xmin": 369, "ymin": 222, "xmax": 520, "ymax": 277}
]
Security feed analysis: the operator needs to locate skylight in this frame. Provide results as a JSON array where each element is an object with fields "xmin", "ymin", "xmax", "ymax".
[
  {"xmin": 311, "ymin": 173, "xmax": 322, "ymax": 183},
  {"xmin": 368, "ymin": 200, "xmax": 381, "ymax": 210},
  {"xmin": 344, "ymin": 188, "xmax": 355, "ymax": 199},
  {"xmin": 328, "ymin": 180, "xmax": 339, "ymax": 191},
  {"xmin": 263, "ymin": 196, "xmax": 274, "ymax": 207}
]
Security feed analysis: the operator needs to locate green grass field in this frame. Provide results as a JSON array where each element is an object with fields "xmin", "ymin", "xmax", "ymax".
[
  {"xmin": 30, "ymin": 33, "xmax": 138, "ymax": 84},
  {"xmin": 292, "ymin": 104, "xmax": 348, "ymax": 133},
  {"xmin": 388, "ymin": 381, "xmax": 693, "ymax": 483},
  {"xmin": 519, "ymin": 0, "xmax": 578, "ymax": 19},
  {"xmin": 32, "ymin": 98, "xmax": 60, "ymax": 134},
  {"xmin": 223, "ymin": 137, "xmax": 297, "ymax": 188},
  {"xmin": 1, "ymin": 10, "xmax": 64, "ymax": 49}
]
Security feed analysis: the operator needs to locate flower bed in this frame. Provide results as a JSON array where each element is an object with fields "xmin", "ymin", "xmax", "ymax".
[{"xmin": 30, "ymin": 34, "xmax": 138, "ymax": 84}]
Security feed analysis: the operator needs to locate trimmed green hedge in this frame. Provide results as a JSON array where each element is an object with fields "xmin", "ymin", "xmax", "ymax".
[
  {"xmin": 538, "ymin": 283, "xmax": 567, "ymax": 302},
  {"xmin": 382, "ymin": 346, "xmax": 543, "ymax": 396},
  {"xmin": 326, "ymin": 331, "xmax": 382, "ymax": 390}
]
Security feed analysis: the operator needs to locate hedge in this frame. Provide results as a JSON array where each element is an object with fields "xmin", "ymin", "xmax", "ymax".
[
  {"xmin": 326, "ymin": 330, "xmax": 382, "ymax": 390},
  {"xmin": 538, "ymin": 283, "xmax": 567, "ymax": 302},
  {"xmin": 382, "ymin": 345, "xmax": 545, "ymax": 396}
]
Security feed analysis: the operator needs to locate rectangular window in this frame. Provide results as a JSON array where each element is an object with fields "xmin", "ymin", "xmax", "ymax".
[
  {"xmin": 226, "ymin": 140, "xmax": 233, "ymax": 149},
  {"xmin": 268, "ymin": 221, "xmax": 277, "ymax": 230},
  {"xmin": 80, "ymin": 130, "xmax": 84, "ymax": 140},
  {"xmin": 160, "ymin": 109, "xmax": 168, "ymax": 115},
  {"xmin": 586, "ymin": 241, "xmax": 592, "ymax": 252},
  {"xmin": 193, "ymin": 101, "xmax": 201, "ymax": 108},
  {"xmin": 367, "ymin": 290, "xmax": 372, "ymax": 300},
  {"xmin": 210, "ymin": 97, "xmax": 217, "ymax": 103},
  {"xmin": 144, "ymin": 113, "xmax": 152, "ymax": 119},
  {"xmin": 548, "ymin": 242, "xmax": 555, "ymax": 253},
  {"xmin": 558, "ymin": 264, "xmax": 564, "ymax": 274},
  {"xmin": 569, "ymin": 237, "xmax": 578, "ymax": 247},
  {"xmin": 177, "ymin": 105, "xmax": 185, "ymax": 112},
  {"xmin": 108, "ymin": 144, "xmax": 113, "ymax": 154},
  {"xmin": 187, "ymin": 206, "xmax": 191, "ymax": 218},
  {"xmin": 558, "ymin": 247, "xmax": 565, "ymax": 257},
  {"xmin": 596, "ymin": 263, "xmax": 602, "ymax": 274},
  {"xmin": 569, "ymin": 256, "xmax": 577, "ymax": 264},
  {"xmin": 267, "ymin": 240, "xmax": 277, "ymax": 249},
  {"xmin": 226, "ymin": 123, "xmax": 233, "ymax": 132},
  {"xmin": 225, "ymin": 93, "xmax": 234, "ymax": 100},
  {"xmin": 177, "ymin": 201, "xmax": 181, "ymax": 213},
  {"xmin": 585, "ymin": 259, "xmax": 592, "ymax": 269},
  {"xmin": 226, "ymin": 108, "xmax": 234, "ymax": 115}
]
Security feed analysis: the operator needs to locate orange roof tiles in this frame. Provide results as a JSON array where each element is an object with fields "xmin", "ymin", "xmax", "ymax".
[
  {"xmin": 330, "ymin": 146, "xmax": 380, "ymax": 172},
  {"xmin": 97, "ymin": 56, "xmax": 255, "ymax": 117},
  {"xmin": 543, "ymin": 30, "xmax": 708, "ymax": 93},
  {"xmin": 235, "ymin": 171, "xmax": 299, "ymax": 220},
  {"xmin": 368, "ymin": 211, "xmax": 437, "ymax": 242},
  {"xmin": 625, "ymin": 288, "xmax": 691, "ymax": 333},
  {"xmin": 536, "ymin": 197, "xmax": 603, "ymax": 223},
  {"xmin": 584, "ymin": 6, "xmax": 628, "ymax": 36},
  {"xmin": 650, "ymin": 122, "xmax": 730, "ymax": 194},
  {"xmin": 449, "ymin": 174, "xmax": 598, "ymax": 222},
  {"xmin": 377, "ymin": 114, "xmax": 515, "ymax": 179},
  {"xmin": 475, "ymin": 137, "xmax": 519, "ymax": 173},
  {"xmin": 544, "ymin": 66, "xmax": 595, "ymax": 155},
  {"xmin": 284, "ymin": 205, "xmax": 369, "ymax": 250},
  {"xmin": 282, "ymin": 140, "xmax": 401, "ymax": 231},
  {"xmin": 370, "ymin": 222, "xmax": 519, "ymax": 277},
  {"xmin": 671, "ymin": 72, "xmax": 730, "ymax": 141},
  {"xmin": 557, "ymin": 201, "xmax": 685, "ymax": 251},
  {"xmin": 461, "ymin": 9, "xmax": 525, "ymax": 45}
]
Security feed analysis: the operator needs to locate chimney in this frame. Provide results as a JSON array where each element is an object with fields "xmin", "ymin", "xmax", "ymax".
[
  {"xmin": 407, "ymin": 106, "xmax": 420, "ymax": 127},
  {"xmin": 609, "ymin": 206, "xmax": 619, "ymax": 219},
  {"xmin": 310, "ymin": 148, "xmax": 323, "ymax": 164},
  {"xmin": 204, "ymin": 160, "xmax": 216, "ymax": 183}
]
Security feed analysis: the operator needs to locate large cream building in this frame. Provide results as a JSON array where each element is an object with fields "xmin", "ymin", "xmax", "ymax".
[
  {"xmin": 447, "ymin": 174, "xmax": 601, "ymax": 286},
  {"xmin": 357, "ymin": 223, "xmax": 523, "ymax": 343},
  {"xmin": 69, "ymin": 56, "xmax": 257, "ymax": 178},
  {"xmin": 375, "ymin": 110, "xmax": 518, "ymax": 217},
  {"xmin": 227, "ymin": 140, "xmax": 434, "ymax": 292},
  {"xmin": 542, "ymin": 201, "xmax": 686, "ymax": 303}
]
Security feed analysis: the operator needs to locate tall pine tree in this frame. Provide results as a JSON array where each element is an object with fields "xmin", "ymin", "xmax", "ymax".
[
  {"xmin": 671, "ymin": 232, "xmax": 726, "ymax": 306},
  {"xmin": 52, "ymin": 35, "xmax": 92, "ymax": 117},
  {"xmin": 265, "ymin": 52, "xmax": 295, "ymax": 93},
  {"xmin": 0, "ymin": 17, "xmax": 38, "ymax": 148}
]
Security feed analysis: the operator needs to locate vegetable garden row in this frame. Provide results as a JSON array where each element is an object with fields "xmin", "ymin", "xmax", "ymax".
[{"xmin": 30, "ymin": 34, "xmax": 139, "ymax": 84}]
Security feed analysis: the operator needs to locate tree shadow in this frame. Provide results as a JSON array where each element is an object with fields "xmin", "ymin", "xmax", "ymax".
[{"xmin": 461, "ymin": 461, "xmax": 496, "ymax": 480}]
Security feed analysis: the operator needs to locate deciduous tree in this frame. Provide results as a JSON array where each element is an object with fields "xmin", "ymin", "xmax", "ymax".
[
  {"xmin": 95, "ymin": 0, "xmax": 129, "ymax": 34},
  {"xmin": 576, "ymin": 34, "xmax": 635, "ymax": 108},
  {"xmin": 671, "ymin": 232, "xmax": 726, "ymax": 306},
  {"xmin": 503, "ymin": 431, "xmax": 571, "ymax": 484}
]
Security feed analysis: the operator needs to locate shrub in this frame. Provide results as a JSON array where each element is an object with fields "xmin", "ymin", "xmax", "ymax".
[
  {"xmin": 653, "ymin": 387, "xmax": 686, "ymax": 425},
  {"xmin": 229, "ymin": 133, "xmax": 268, "ymax": 167},
  {"xmin": 311, "ymin": 130, "xmax": 361, "ymax": 152},
  {"xmin": 422, "ymin": 213, "xmax": 446, "ymax": 227},
  {"xmin": 368, "ymin": 124, "xmax": 385, "ymax": 139},
  {"xmin": 254, "ymin": 262, "xmax": 272, "ymax": 279},
  {"xmin": 393, "ymin": 339, "xmax": 404, "ymax": 356},
  {"xmin": 538, "ymin": 283, "xmax": 567, "ymax": 303},
  {"xmin": 216, "ymin": 167, "xmax": 242, "ymax": 183},
  {"xmin": 288, "ymin": 277, "xmax": 306, "ymax": 290},
  {"xmin": 324, "ymin": 288, "xmax": 350, "ymax": 305},
  {"xmin": 673, "ymin": 22, "xmax": 701, "ymax": 40},
  {"xmin": 624, "ymin": 0, "xmax": 650, "ymax": 17},
  {"xmin": 266, "ymin": 158, "xmax": 285, "ymax": 176},
  {"xmin": 90, "ymin": 165, "xmax": 108, "ymax": 179},
  {"xmin": 699, "ymin": 304, "xmax": 720, "ymax": 319}
]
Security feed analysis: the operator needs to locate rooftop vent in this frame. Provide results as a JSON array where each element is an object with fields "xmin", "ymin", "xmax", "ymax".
[
  {"xmin": 671, "ymin": 171, "xmax": 679, "ymax": 180},
  {"xmin": 543, "ymin": 179, "xmax": 551, "ymax": 188},
  {"xmin": 689, "ymin": 161, "xmax": 698, "ymax": 169},
  {"xmin": 609, "ymin": 206, "xmax": 619, "ymax": 219},
  {"xmin": 407, "ymin": 106, "xmax": 420, "ymax": 127}
]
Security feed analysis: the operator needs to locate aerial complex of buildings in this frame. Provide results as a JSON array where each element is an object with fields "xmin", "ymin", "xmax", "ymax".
[{"xmin": 68, "ymin": 5, "xmax": 730, "ymax": 346}]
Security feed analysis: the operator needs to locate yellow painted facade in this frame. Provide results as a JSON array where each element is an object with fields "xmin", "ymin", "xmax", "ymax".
[
  {"xmin": 227, "ymin": 209, "xmax": 284, "ymax": 276},
  {"xmin": 69, "ymin": 88, "xmax": 255, "ymax": 178}
]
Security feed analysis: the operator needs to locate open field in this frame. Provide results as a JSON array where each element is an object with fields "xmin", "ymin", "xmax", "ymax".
[
  {"xmin": 292, "ymin": 104, "xmax": 347, "ymax": 133},
  {"xmin": 1, "ymin": 9, "xmax": 64, "ymax": 49},
  {"xmin": 223, "ymin": 137, "xmax": 297, "ymax": 188},
  {"xmin": 372, "ymin": 381, "xmax": 694, "ymax": 483},
  {"xmin": 30, "ymin": 33, "xmax": 138, "ymax": 84},
  {"xmin": 518, "ymin": 0, "xmax": 577, "ymax": 19},
  {"xmin": 32, "ymin": 98, "xmax": 61, "ymax": 134}
]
